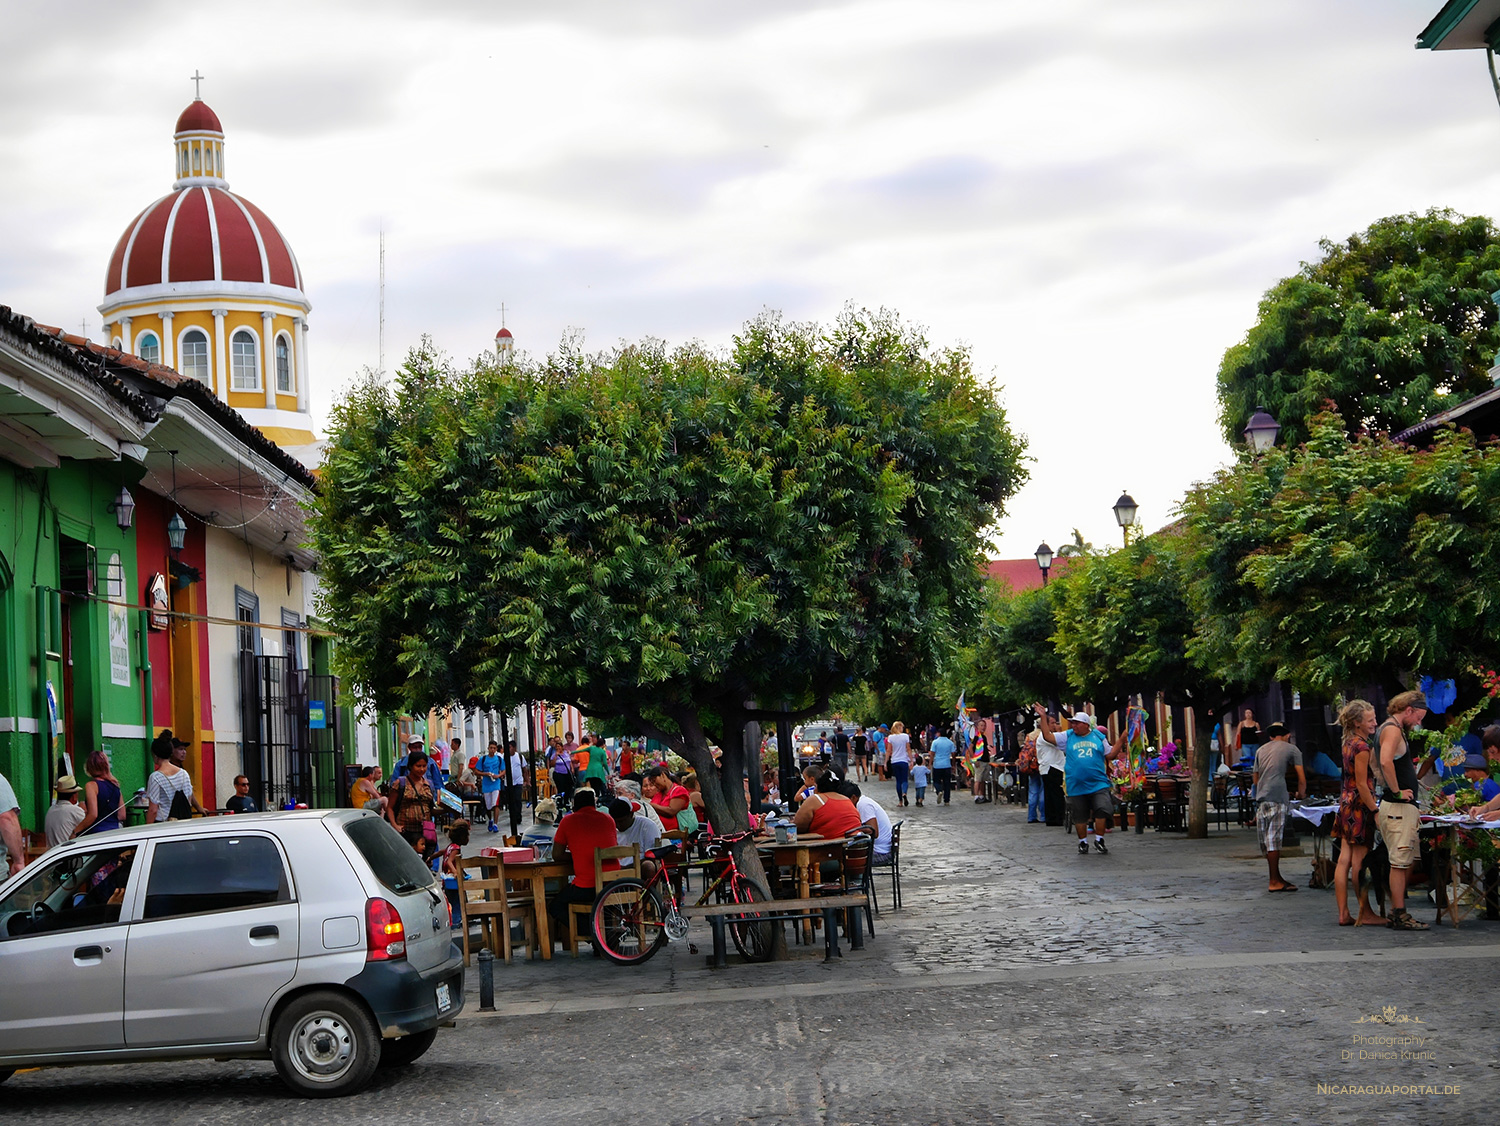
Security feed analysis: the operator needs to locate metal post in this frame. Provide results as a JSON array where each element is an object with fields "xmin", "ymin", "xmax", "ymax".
[
  {"xmin": 776, "ymin": 714, "xmax": 795, "ymax": 810},
  {"xmin": 477, "ymin": 948, "xmax": 494, "ymax": 1010},
  {"xmin": 822, "ymin": 906, "xmax": 842, "ymax": 961}
]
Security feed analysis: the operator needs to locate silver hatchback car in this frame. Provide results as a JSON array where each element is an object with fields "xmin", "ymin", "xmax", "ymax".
[{"xmin": 0, "ymin": 808, "xmax": 464, "ymax": 1097}]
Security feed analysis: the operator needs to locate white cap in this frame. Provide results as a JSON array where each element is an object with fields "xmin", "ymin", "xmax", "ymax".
[{"xmin": 1068, "ymin": 712, "xmax": 1095, "ymax": 727}]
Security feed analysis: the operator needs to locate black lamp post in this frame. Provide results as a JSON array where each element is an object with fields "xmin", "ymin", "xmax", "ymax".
[
  {"xmin": 1034, "ymin": 541, "xmax": 1053, "ymax": 586},
  {"xmin": 1112, "ymin": 491, "xmax": 1139, "ymax": 545},
  {"xmin": 1243, "ymin": 406, "xmax": 1281, "ymax": 453}
]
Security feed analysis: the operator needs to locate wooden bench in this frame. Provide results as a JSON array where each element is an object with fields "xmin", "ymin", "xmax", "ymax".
[{"xmin": 681, "ymin": 893, "xmax": 869, "ymax": 967}]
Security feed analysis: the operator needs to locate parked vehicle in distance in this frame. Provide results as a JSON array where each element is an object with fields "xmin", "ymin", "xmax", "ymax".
[
  {"xmin": 792, "ymin": 719, "xmax": 843, "ymax": 762},
  {"xmin": 0, "ymin": 809, "xmax": 463, "ymax": 1097}
]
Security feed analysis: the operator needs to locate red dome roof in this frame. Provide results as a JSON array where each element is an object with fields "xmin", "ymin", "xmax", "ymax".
[
  {"xmin": 175, "ymin": 100, "xmax": 223, "ymax": 134},
  {"xmin": 104, "ymin": 186, "xmax": 302, "ymax": 296},
  {"xmin": 495, "ymin": 327, "xmax": 513, "ymax": 339}
]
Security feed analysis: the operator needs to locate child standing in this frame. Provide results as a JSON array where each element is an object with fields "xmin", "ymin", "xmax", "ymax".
[
  {"xmin": 911, "ymin": 756, "xmax": 931, "ymax": 807},
  {"xmin": 441, "ymin": 818, "xmax": 469, "ymax": 928}
]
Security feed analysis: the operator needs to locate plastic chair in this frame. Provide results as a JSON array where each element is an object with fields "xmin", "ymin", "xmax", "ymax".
[{"xmin": 567, "ymin": 843, "xmax": 641, "ymax": 957}]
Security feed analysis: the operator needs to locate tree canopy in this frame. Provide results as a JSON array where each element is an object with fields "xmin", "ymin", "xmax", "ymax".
[
  {"xmin": 311, "ymin": 309, "xmax": 1027, "ymax": 838},
  {"xmin": 1217, "ymin": 208, "xmax": 1500, "ymax": 448},
  {"xmin": 1180, "ymin": 410, "xmax": 1500, "ymax": 695}
]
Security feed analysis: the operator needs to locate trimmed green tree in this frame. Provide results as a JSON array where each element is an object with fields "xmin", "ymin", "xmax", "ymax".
[
  {"xmin": 1218, "ymin": 208, "xmax": 1500, "ymax": 448},
  {"xmin": 311, "ymin": 310, "xmax": 1027, "ymax": 879}
]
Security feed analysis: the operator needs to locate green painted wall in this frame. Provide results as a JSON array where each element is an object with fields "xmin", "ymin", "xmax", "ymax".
[{"xmin": 0, "ymin": 460, "xmax": 151, "ymax": 829}]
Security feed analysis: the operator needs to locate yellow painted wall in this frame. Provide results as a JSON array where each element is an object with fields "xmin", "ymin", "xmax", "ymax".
[{"xmin": 204, "ymin": 526, "xmax": 307, "ymax": 808}]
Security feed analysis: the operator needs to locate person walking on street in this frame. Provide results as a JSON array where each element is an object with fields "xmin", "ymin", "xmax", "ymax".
[
  {"xmin": 885, "ymin": 722, "xmax": 913, "ymax": 806},
  {"xmin": 851, "ymin": 727, "xmax": 870, "ymax": 782},
  {"xmin": 1033, "ymin": 705, "xmax": 1126, "ymax": 854},
  {"xmin": 548, "ymin": 736, "xmax": 575, "ymax": 809},
  {"xmin": 1253, "ymin": 722, "xmax": 1305, "ymax": 893},
  {"xmin": 501, "ymin": 741, "xmax": 525, "ymax": 840},
  {"xmin": 478, "ymin": 740, "xmax": 505, "ymax": 833},
  {"xmin": 1376, "ymin": 690, "xmax": 1430, "ymax": 931},
  {"xmin": 832, "ymin": 725, "xmax": 851, "ymax": 777},
  {"xmin": 929, "ymin": 728, "xmax": 957, "ymax": 806}
]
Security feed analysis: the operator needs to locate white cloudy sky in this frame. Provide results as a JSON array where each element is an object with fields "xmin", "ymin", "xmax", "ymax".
[{"xmin": 2, "ymin": 0, "xmax": 1495, "ymax": 557}]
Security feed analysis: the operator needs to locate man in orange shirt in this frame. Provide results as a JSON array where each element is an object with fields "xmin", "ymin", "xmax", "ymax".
[{"xmin": 548, "ymin": 788, "xmax": 619, "ymax": 952}]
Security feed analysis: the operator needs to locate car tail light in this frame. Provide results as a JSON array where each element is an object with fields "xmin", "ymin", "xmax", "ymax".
[{"xmin": 366, "ymin": 897, "xmax": 406, "ymax": 961}]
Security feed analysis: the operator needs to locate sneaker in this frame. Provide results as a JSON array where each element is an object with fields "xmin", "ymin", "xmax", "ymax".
[
  {"xmin": 1093, "ymin": 838, "xmax": 1109, "ymax": 855},
  {"xmin": 1078, "ymin": 840, "xmax": 1089, "ymax": 855},
  {"xmin": 488, "ymin": 821, "xmax": 499, "ymax": 834}
]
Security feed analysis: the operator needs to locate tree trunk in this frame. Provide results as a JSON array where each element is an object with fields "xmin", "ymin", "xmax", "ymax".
[{"xmin": 1187, "ymin": 709, "xmax": 1214, "ymax": 839}]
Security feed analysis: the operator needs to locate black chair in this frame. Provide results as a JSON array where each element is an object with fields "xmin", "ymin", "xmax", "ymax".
[
  {"xmin": 812, "ymin": 834, "xmax": 876, "ymax": 939},
  {"xmin": 872, "ymin": 820, "xmax": 903, "ymax": 910}
]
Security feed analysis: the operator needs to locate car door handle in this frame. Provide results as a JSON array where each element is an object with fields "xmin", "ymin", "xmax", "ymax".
[
  {"xmin": 73, "ymin": 945, "xmax": 104, "ymax": 963},
  {"xmin": 249, "ymin": 925, "xmax": 279, "ymax": 940}
]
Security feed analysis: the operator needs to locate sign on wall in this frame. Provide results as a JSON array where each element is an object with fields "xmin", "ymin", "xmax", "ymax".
[
  {"xmin": 309, "ymin": 701, "xmax": 326, "ymax": 730},
  {"xmin": 146, "ymin": 573, "xmax": 169, "ymax": 630},
  {"xmin": 108, "ymin": 554, "xmax": 131, "ymax": 687}
]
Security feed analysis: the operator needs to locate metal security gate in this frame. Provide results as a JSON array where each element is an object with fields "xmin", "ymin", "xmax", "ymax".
[{"xmin": 241, "ymin": 655, "xmax": 345, "ymax": 811}]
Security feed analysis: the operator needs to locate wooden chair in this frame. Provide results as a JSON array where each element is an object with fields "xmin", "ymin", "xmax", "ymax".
[
  {"xmin": 817, "ymin": 834, "xmax": 875, "ymax": 938},
  {"xmin": 459, "ymin": 855, "xmax": 537, "ymax": 965},
  {"xmin": 567, "ymin": 843, "xmax": 641, "ymax": 957}
]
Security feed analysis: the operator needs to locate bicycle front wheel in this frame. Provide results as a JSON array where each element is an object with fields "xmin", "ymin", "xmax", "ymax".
[
  {"xmin": 592, "ymin": 879, "xmax": 667, "ymax": 966},
  {"xmin": 726, "ymin": 874, "xmax": 777, "ymax": 963}
]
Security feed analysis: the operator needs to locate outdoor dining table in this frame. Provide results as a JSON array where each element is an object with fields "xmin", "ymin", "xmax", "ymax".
[
  {"xmin": 756, "ymin": 835, "xmax": 847, "ymax": 942},
  {"xmin": 1419, "ymin": 817, "xmax": 1500, "ymax": 928},
  {"xmin": 498, "ymin": 857, "xmax": 569, "ymax": 960}
]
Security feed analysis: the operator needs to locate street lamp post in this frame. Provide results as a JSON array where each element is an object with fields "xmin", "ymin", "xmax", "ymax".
[
  {"xmin": 1112, "ymin": 491, "xmax": 1139, "ymax": 546},
  {"xmin": 1034, "ymin": 542, "xmax": 1053, "ymax": 586},
  {"xmin": 1243, "ymin": 406, "xmax": 1281, "ymax": 453}
]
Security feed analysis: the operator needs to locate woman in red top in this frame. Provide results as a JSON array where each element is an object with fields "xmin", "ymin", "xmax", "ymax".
[
  {"xmin": 644, "ymin": 766, "xmax": 690, "ymax": 831},
  {"xmin": 793, "ymin": 777, "xmax": 864, "ymax": 838}
]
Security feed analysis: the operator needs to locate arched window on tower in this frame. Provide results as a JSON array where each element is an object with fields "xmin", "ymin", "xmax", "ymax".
[
  {"xmin": 137, "ymin": 332, "xmax": 160, "ymax": 365},
  {"xmin": 231, "ymin": 330, "xmax": 259, "ymax": 390},
  {"xmin": 275, "ymin": 335, "xmax": 292, "ymax": 393},
  {"xmin": 180, "ymin": 330, "xmax": 209, "ymax": 382}
]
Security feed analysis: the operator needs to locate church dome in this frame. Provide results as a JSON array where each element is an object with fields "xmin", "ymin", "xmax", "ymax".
[
  {"xmin": 104, "ymin": 187, "xmax": 303, "ymax": 296},
  {"xmin": 98, "ymin": 93, "xmax": 316, "ymax": 450}
]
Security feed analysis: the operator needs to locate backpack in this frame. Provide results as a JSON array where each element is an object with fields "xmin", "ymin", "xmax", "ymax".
[
  {"xmin": 168, "ymin": 786, "xmax": 194, "ymax": 821},
  {"xmin": 1017, "ymin": 741, "xmax": 1039, "ymax": 776}
]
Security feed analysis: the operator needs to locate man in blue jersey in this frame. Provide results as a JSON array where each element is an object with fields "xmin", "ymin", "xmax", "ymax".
[{"xmin": 1033, "ymin": 705, "xmax": 1127, "ymax": 855}]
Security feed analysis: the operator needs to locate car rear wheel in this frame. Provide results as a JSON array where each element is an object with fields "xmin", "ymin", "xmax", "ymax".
[
  {"xmin": 0, "ymin": 1069, "xmax": 13, "ymax": 1085},
  {"xmin": 379, "ymin": 1027, "xmax": 437, "ymax": 1067},
  {"xmin": 272, "ymin": 990, "xmax": 381, "ymax": 1098}
]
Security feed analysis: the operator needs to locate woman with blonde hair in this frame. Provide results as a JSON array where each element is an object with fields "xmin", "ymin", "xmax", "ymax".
[
  {"xmin": 1332, "ymin": 700, "xmax": 1383, "ymax": 926},
  {"xmin": 884, "ymin": 721, "xmax": 913, "ymax": 807}
]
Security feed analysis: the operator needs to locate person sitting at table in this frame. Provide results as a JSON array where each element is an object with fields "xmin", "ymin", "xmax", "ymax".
[
  {"xmin": 547, "ymin": 788, "xmax": 619, "ymax": 953},
  {"xmin": 1452, "ymin": 752, "xmax": 1500, "ymax": 819},
  {"xmin": 643, "ymin": 766, "xmax": 690, "ymax": 832},
  {"xmin": 682, "ymin": 772, "xmax": 712, "ymax": 835},
  {"xmin": 608, "ymin": 797, "xmax": 665, "ymax": 876},
  {"xmin": 793, "ymin": 772, "xmax": 864, "ymax": 838},
  {"xmin": 843, "ymin": 782, "xmax": 893, "ymax": 862}
]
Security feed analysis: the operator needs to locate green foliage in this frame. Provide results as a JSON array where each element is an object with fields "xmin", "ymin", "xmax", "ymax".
[
  {"xmin": 1218, "ymin": 209, "xmax": 1500, "ymax": 448},
  {"xmin": 965, "ymin": 585, "xmax": 1070, "ymax": 710},
  {"xmin": 310, "ymin": 309, "xmax": 1027, "ymax": 829},
  {"xmin": 1180, "ymin": 410, "xmax": 1500, "ymax": 694},
  {"xmin": 1048, "ymin": 535, "xmax": 1196, "ymax": 703}
]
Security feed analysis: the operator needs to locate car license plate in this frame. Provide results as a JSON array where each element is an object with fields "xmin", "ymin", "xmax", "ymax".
[{"xmin": 435, "ymin": 983, "xmax": 452, "ymax": 1013}]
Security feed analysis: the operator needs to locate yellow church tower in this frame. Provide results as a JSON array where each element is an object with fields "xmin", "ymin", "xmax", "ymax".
[{"xmin": 98, "ymin": 84, "xmax": 317, "ymax": 453}]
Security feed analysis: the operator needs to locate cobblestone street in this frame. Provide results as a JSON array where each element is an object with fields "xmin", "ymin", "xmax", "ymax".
[{"xmin": 10, "ymin": 786, "xmax": 1498, "ymax": 1123}]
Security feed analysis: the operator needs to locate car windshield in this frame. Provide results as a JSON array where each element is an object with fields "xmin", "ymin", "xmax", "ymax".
[
  {"xmin": 343, "ymin": 815, "xmax": 436, "ymax": 894},
  {"xmin": 0, "ymin": 844, "xmax": 138, "ymax": 939}
]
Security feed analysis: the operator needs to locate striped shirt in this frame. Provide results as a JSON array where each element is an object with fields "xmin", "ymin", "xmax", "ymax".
[{"xmin": 147, "ymin": 768, "xmax": 194, "ymax": 821}]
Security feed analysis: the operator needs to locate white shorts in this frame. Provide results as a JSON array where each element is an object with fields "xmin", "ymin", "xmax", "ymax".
[{"xmin": 482, "ymin": 790, "xmax": 501, "ymax": 810}]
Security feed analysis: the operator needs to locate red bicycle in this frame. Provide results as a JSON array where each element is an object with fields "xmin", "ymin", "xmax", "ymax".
[{"xmin": 591, "ymin": 832, "xmax": 776, "ymax": 965}]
